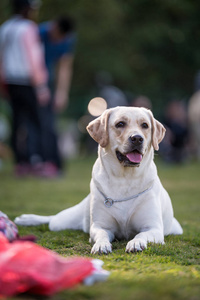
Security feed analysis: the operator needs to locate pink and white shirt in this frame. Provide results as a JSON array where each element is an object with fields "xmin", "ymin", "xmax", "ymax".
[{"xmin": 0, "ymin": 16, "xmax": 48, "ymax": 87}]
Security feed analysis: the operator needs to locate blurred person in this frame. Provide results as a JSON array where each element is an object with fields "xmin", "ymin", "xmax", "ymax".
[
  {"xmin": 194, "ymin": 70, "xmax": 200, "ymax": 92},
  {"xmin": 95, "ymin": 71, "xmax": 128, "ymax": 108},
  {"xmin": 0, "ymin": 0, "xmax": 51, "ymax": 176},
  {"xmin": 188, "ymin": 91, "xmax": 200, "ymax": 160},
  {"xmin": 37, "ymin": 15, "xmax": 76, "ymax": 171},
  {"xmin": 160, "ymin": 100, "xmax": 189, "ymax": 163},
  {"xmin": 0, "ymin": 113, "xmax": 11, "ymax": 170},
  {"xmin": 132, "ymin": 95, "xmax": 152, "ymax": 110}
]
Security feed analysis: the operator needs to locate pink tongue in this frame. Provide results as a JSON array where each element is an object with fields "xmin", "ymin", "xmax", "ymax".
[{"xmin": 126, "ymin": 152, "xmax": 142, "ymax": 163}]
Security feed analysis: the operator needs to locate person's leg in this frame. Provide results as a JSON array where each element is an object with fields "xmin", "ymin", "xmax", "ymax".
[
  {"xmin": 7, "ymin": 85, "xmax": 43, "ymax": 175},
  {"xmin": 23, "ymin": 86, "xmax": 43, "ymax": 165},
  {"xmin": 39, "ymin": 101, "xmax": 62, "ymax": 170},
  {"xmin": 7, "ymin": 85, "xmax": 29, "ymax": 165}
]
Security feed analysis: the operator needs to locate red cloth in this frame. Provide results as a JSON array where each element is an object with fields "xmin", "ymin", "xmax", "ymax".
[{"xmin": 0, "ymin": 234, "xmax": 94, "ymax": 297}]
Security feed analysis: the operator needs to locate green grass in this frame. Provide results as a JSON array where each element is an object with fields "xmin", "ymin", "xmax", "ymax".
[{"xmin": 1, "ymin": 156, "xmax": 200, "ymax": 300}]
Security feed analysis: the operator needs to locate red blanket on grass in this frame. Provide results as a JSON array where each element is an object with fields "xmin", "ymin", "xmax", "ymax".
[{"xmin": 0, "ymin": 233, "xmax": 94, "ymax": 297}]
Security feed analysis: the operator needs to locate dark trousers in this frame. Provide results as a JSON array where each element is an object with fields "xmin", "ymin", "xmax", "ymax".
[
  {"xmin": 7, "ymin": 84, "xmax": 42, "ymax": 165},
  {"xmin": 7, "ymin": 84, "xmax": 62, "ymax": 169},
  {"xmin": 39, "ymin": 102, "xmax": 62, "ymax": 169}
]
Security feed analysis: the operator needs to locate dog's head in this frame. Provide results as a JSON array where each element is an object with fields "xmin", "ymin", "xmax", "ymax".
[{"xmin": 87, "ymin": 106, "xmax": 165, "ymax": 167}]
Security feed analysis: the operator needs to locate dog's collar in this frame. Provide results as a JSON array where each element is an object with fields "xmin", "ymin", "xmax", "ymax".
[{"xmin": 96, "ymin": 182, "xmax": 154, "ymax": 208}]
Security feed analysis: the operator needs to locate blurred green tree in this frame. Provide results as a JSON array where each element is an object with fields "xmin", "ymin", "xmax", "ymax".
[{"xmin": 1, "ymin": 0, "xmax": 200, "ymax": 116}]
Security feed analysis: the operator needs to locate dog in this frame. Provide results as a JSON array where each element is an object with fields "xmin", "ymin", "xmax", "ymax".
[{"xmin": 15, "ymin": 106, "xmax": 183, "ymax": 254}]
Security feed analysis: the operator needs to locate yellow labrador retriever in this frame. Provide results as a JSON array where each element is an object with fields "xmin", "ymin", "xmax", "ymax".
[{"xmin": 15, "ymin": 106, "xmax": 183, "ymax": 254}]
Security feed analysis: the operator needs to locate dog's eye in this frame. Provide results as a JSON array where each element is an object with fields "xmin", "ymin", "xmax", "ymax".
[
  {"xmin": 115, "ymin": 121, "xmax": 126, "ymax": 128},
  {"xmin": 141, "ymin": 122, "xmax": 149, "ymax": 129}
]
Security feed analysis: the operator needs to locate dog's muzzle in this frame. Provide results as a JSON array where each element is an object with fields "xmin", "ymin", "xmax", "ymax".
[{"xmin": 116, "ymin": 135, "xmax": 144, "ymax": 167}]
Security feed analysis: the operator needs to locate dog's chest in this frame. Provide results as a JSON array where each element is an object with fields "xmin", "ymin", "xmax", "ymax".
[{"xmin": 110, "ymin": 201, "xmax": 139, "ymax": 240}]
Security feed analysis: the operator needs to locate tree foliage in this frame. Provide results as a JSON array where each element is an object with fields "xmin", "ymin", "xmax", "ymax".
[{"xmin": 1, "ymin": 0, "xmax": 200, "ymax": 113}]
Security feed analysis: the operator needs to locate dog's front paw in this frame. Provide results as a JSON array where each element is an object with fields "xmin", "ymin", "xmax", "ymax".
[
  {"xmin": 125, "ymin": 238, "xmax": 147, "ymax": 253},
  {"xmin": 91, "ymin": 241, "xmax": 112, "ymax": 255}
]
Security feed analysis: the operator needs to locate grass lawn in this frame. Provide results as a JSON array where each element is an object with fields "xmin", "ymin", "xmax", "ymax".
[{"xmin": 1, "ymin": 156, "xmax": 200, "ymax": 300}]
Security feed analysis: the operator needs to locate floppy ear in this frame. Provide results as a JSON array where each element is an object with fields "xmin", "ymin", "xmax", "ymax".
[
  {"xmin": 149, "ymin": 111, "xmax": 166, "ymax": 151},
  {"xmin": 86, "ymin": 109, "xmax": 111, "ymax": 147}
]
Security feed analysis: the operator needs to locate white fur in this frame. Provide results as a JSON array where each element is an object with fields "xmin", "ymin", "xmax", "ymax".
[{"xmin": 15, "ymin": 106, "xmax": 183, "ymax": 254}]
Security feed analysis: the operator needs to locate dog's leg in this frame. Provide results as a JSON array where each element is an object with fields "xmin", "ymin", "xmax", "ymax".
[
  {"xmin": 15, "ymin": 195, "xmax": 90, "ymax": 233},
  {"xmin": 125, "ymin": 228, "xmax": 164, "ymax": 252},
  {"xmin": 168, "ymin": 217, "xmax": 183, "ymax": 235},
  {"xmin": 15, "ymin": 214, "xmax": 52, "ymax": 226},
  {"xmin": 90, "ymin": 224, "xmax": 114, "ymax": 254},
  {"xmin": 49, "ymin": 195, "xmax": 90, "ymax": 232}
]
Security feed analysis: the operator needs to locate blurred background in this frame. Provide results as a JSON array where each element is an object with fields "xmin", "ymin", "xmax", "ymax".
[{"xmin": 1, "ymin": 0, "xmax": 200, "ymax": 167}]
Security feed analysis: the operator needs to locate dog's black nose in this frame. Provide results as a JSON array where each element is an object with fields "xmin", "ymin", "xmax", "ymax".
[{"xmin": 130, "ymin": 135, "xmax": 143, "ymax": 145}]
